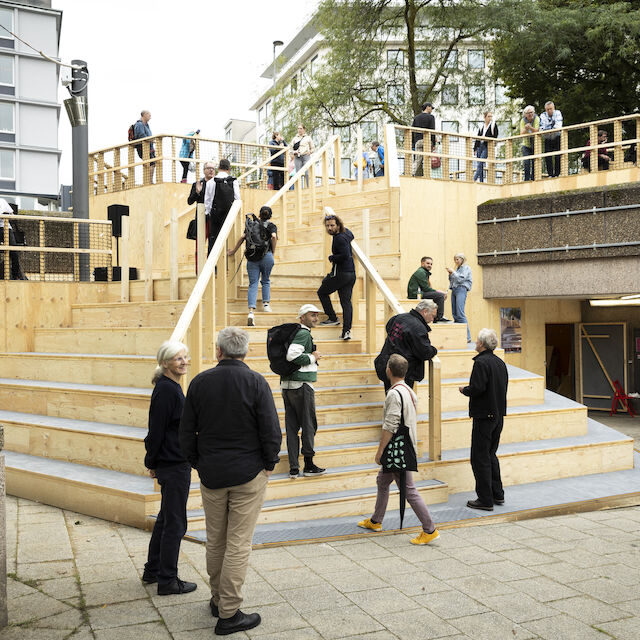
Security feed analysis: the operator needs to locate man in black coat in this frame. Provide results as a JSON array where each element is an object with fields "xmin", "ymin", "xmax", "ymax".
[
  {"xmin": 411, "ymin": 102, "xmax": 436, "ymax": 176},
  {"xmin": 459, "ymin": 328, "xmax": 509, "ymax": 511},
  {"xmin": 187, "ymin": 161, "xmax": 216, "ymax": 206},
  {"xmin": 374, "ymin": 299, "xmax": 438, "ymax": 391}
]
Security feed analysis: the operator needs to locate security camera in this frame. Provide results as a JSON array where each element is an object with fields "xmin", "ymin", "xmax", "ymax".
[{"xmin": 60, "ymin": 67, "xmax": 72, "ymax": 87}]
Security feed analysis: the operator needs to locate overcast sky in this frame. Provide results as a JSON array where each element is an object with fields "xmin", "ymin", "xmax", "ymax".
[{"xmin": 54, "ymin": 0, "xmax": 319, "ymax": 183}]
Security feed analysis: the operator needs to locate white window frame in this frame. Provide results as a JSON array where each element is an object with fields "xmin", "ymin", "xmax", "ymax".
[
  {"xmin": 468, "ymin": 84, "xmax": 485, "ymax": 106},
  {"xmin": 467, "ymin": 50, "xmax": 485, "ymax": 69},
  {"xmin": 258, "ymin": 106, "xmax": 264, "ymax": 124},
  {"xmin": 0, "ymin": 8, "xmax": 13, "ymax": 40},
  {"xmin": 387, "ymin": 49, "xmax": 404, "ymax": 67},
  {"xmin": 441, "ymin": 84, "xmax": 458, "ymax": 105},
  {"xmin": 0, "ymin": 53, "xmax": 14, "ymax": 86},
  {"xmin": 0, "ymin": 101, "xmax": 14, "ymax": 133},
  {"xmin": 0, "ymin": 148, "xmax": 15, "ymax": 179}
]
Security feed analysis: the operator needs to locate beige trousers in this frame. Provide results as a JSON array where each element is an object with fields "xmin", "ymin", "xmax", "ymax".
[{"xmin": 201, "ymin": 470, "xmax": 268, "ymax": 618}]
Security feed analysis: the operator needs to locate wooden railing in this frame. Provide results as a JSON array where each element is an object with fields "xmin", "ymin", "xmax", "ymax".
[
  {"xmin": 89, "ymin": 134, "xmax": 293, "ymax": 195},
  {"xmin": 393, "ymin": 113, "xmax": 640, "ymax": 185},
  {"xmin": 324, "ymin": 204, "xmax": 442, "ymax": 461},
  {"xmin": 1, "ymin": 214, "xmax": 112, "ymax": 282}
]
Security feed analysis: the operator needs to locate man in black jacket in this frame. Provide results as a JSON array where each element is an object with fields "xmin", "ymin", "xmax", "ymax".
[
  {"xmin": 411, "ymin": 102, "xmax": 436, "ymax": 176},
  {"xmin": 187, "ymin": 161, "xmax": 216, "ymax": 206},
  {"xmin": 317, "ymin": 213, "xmax": 356, "ymax": 340},
  {"xmin": 459, "ymin": 328, "xmax": 509, "ymax": 511},
  {"xmin": 180, "ymin": 326, "xmax": 281, "ymax": 636},
  {"xmin": 374, "ymin": 299, "xmax": 438, "ymax": 391}
]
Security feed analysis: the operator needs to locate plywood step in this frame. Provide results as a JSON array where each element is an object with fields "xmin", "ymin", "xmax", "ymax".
[{"xmin": 71, "ymin": 301, "xmax": 186, "ymax": 328}]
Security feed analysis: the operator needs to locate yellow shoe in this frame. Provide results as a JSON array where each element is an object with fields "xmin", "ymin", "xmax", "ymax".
[
  {"xmin": 357, "ymin": 518, "xmax": 382, "ymax": 532},
  {"xmin": 410, "ymin": 529, "xmax": 440, "ymax": 545}
]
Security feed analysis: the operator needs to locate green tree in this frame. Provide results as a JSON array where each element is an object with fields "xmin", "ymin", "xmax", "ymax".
[{"xmin": 491, "ymin": 0, "xmax": 640, "ymax": 124}]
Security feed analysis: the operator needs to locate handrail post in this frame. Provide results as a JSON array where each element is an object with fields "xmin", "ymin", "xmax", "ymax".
[
  {"xmin": 38, "ymin": 220, "xmax": 45, "ymax": 280},
  {"xmin": 2, "ymin": 222, "xmax": 9, "ymax": 279},
  {"xmin": 196, "ymin": 203, "xmax": 206, "ymax": 275},
  {"xmin": 357, "ymin": 126, "xmax": 364, "ymax": 192},
  {"xmin": 144, "ymin": 210, "xmax": 153, "ymax": 301},
  {"xmin": 280, "ymin": 190, "xmax": 288, "ymax": 245},
  {"xmin": 322, "ymin": 150, "xmax": 329, "ymax": 199},
  {"xmin": 310, "ymin": 163, "xmax": 316, "ymax": 211},
  {"xmin": 590, "ymin": 124, "xmax": 598, "ymax": 173},
  {"xmin": 560, "ymin": 129, "xmax": 569, "ymax": 177},
  {"xmin": 365, "ymin": 274, "xmax": 376, "ymax": 353},
  {"xmin": 186, "ymin": 308, "xmax": 202, "ymax": 385},
  {"xmin": 73, "ymin": 222, "xmax": 79, "ymax": 281},
  {"xmin": 169, "ymin": 207, "xmax": 179, "ymax": 300},
  {"xmin": 533, "ymin": 133, "xmax": 542, "ymax": 180},
  {"xmin": 441, "ymin": 133, "xmax": 450, "ymax": 180},
  {"xmin": 171, "ymin": 136, "xmax": 176, "ymax": 183},
  {"xmin": 215, "ymin": 248, "xmax": 227, "ymax": 327},
  {"xmin": 384, "ymin": 124, "xmax": 400, "ymax": 188},
  {"xmin": 120, "ymin": 215, "xmax": 130, "ymax": 303},
  {"xmin": 487, "ymin": 140, "xmax": 496, "ymax": 184},
  {"xmin": 296, "ymin": 180, "xmax": 302, "ymax": 226},
  {"xmin": 427, "ymin": 357, "xmax": 442, "ymax": 461},
  {"xmin": 613, "ymin": 120, "xmax": 623, "ymax": 170},
  {"xmin": 504, "ymin": 140, "xmax": 513, "ymax": 184},
  {"xmin": 466, "ymin": 137, "xmax": 473, "ymax": 182},
  {"xmin": 333, "ymin": 137, "xmax": 342, "ymax": 183}
]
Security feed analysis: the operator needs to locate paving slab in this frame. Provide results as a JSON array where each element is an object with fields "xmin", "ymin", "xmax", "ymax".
[
  {"xmin": 522, "ymin": 613, "xmax": 617, "ymax": 639},
  {"xmin": 549, "ymin": 595, "xmax": 632, "ymax": 624},
  {"xmin": 94, "ymin": 621, "xmax": 174, "ymax": 640}
]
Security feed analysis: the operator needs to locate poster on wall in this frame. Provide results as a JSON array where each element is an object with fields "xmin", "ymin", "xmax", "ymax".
[{"xmin": 500, "ymin": 307, "xmax": 522, "ymax": 353}]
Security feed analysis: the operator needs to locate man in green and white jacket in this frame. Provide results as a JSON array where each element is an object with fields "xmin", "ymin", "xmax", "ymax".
[{"xmin": 281, "ymin": 304, "xmax": 327, "ymax": 479}]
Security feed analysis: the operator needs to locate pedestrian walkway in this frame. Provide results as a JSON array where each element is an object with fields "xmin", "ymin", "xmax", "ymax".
[{"xmin": 3, "ymin": 495, "xmax": 640, "ymax": 639}]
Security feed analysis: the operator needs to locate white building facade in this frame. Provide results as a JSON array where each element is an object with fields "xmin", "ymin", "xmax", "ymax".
[{"xmin": 0, "ymin": 0, "xmax": 61, "ymax": 208}]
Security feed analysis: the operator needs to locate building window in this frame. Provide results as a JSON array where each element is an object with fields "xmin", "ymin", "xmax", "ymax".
[
  {"xmin": 469, "ymin": 85, "xmax": 485, "ymax": 106},
  {"xmin": 467, "ymin": 50, "xmax": 485, "ymax": 69},
  {"xmin": 0, "ymin": 54, "xmax": 13, "ymax": 85},
  {"xmin": 291, "ymin": 76, "xmax": 298, "ymax": 93},
  {"xmin": 310, "ymin": 55, "xmax": 318, "ymax": 76},
  {"xmin": 360, "ymin": 87, "xmax": 377, "ymax": 103},
  {"xmin": 0, "ymin": 148, "xmax": 14, "ymax": 179},
  {"xmin": 0, "ymin": 9, "xmax": 13, "ymax": 48},
  {"xmin": 441, "ymin": 84, "xmax": 458, "ymax": 105},
  {"xmin": 440, "ymin": 49, "xmax": 458, "ymax": 69},
  {"xmin": 415, "ymin": 49, "xmax": 430, "ymax": 67},
  {"xmin": 497, "ymin": 120, "xmax": 512, "ymax": 136},
  {"xmin": 387, "ymin": 49, "xmax": 404, "ymax": 67},
  {"xmin": 468, "ymin": 120, "xmax": 483, "ymax": 134},
  {"xmin": 417, "ymin": 84, "xmax": 430, "ymax": 102},
  {"xmin": 361, "ymin": 121, "xmax": 378, "ymax": 142},
  {"xmin": 258, "ymin": 107, "xmax": 264, "ymax": 124},
  {"xmin": 333, "ymin": 126, "xmax": 350, "ymax": 142},
  {"xmin": 387, "ymin": 84, "xmax": 404, "ymax": 106},
  {"xmin": 0, "ymin": 101, "xmax": 13, "ymax": 132},
  {"xmin": 341, "ymin": 157, "xmax": 352, "ymax": 179},
  {"xmin": 265, "ymin": 100, "xmax": 271, "ymax": 119},
  {"xmin": 441, "ymin": 121, "xmax": 460, "ymax": 134},
  {"xmin": 495, "ymin": 84, "xmax": 508, "ymax": 105}
]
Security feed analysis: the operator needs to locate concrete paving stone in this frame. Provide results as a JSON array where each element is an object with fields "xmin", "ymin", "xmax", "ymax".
[
  {"xmin": 17, "ymin": 560, "xmax": 79, "ymax": 580},
  {"xmin": 241, "ymin": 578, "xmax": 286, "ymax": 608},
  {"xmin": 38, "ymin": 576, "xmax": 80, "ymax": 600},
  {"xmin": 332, "ymin": 632, "xmax": 399, "ymax": 640},
  {"xmin": 522, "ymin": 613, "xmax": 616, "ymax": 640},
  {"xmin": 18, "ymin": 501, "xmax": 61, "ymax": 513},
  {"xmin": 468, "ymin": 533, "xmax": 522, "ymax": 553},
  {"xmin": 591, "ymin": 562, "xmax": 640, "ymax": 586},
  {"xmin": 83, "ymin": 578, "xmax": 150, "ymax": 606},
  {"xmin": 508, "ymin": 576, "xmax": 580, "ymax": 602},
  {"xmin": 88, "ymin": 599, "xmax": 161, "ymax": 630},
  {"xmin": 382, "ymin": 571, "xmax": 454, "ymax": 597},
  {"xmin": 617, "ymin": 598, "xmax": 640, "ymax": 615},
  {"xmin": 570, "ymin": 536, "xmax": 631, "ymax": 556},
  {"xmin": 449, "ymin": 611, "xmax": 536, "ymax": 640},
  {"xmin": 369, "ymin": 533, "xmax": 425, "ymax": 549},
  {"xmin": 598, "ymin": 616, "xmax": 640, "ymax": 639},
  {"xmin": 445, "ymin": 574, "xmax": 517, "ymax": 598},
  {"xmin": 249, "ymin": 627, "xmax": 323, "ymax": 640},
  {"xmin": 377, "ymin": 607, "xmax": 461, "ymax": 640},
  {"xmin": 336, "ymin": 540, "xmax": 395, "ymax": 560},
  {"xmin": 303, "ymin": 555, "xmax": 362, "ymax": 575},
  {"xmin": 282, "ymin": 582, "xmax": 352, "ymax": 613},
  {"xmin": 94, "ymin": 621, "xmax": 174, "ymax": 640},
  {"xmin": 417, "ymin": 531, "xmax": 470, "ymax": 550},
  {"xmin": 551, "ymin": 548, "xmax": 618, "ymax": 569},
  {"xmin": 422, "ymin": 557, "xmax": 481, "ymax": 581},
  {"xmin": 173, "ymin": 630, "xmax": 247, "ymax": 640},
  {"xmin": 285, "ymin": 541, "xmax": 341, "ymax": 558},
  {"xmin": 32, "ymin": 607, "xmax": 84, "ymax": 630},
  {"xmin": 63, "ymin": 596, "xmax": 81, "ymax": 608},
  {"xmin": 19, "ymin": 511, "xmax": 67, "ymax": 524},
  {"xmin": 444, "ymin": 545, "xmax": 504, "ymax": 565},
  {"xmin": 76, "ymin": 559, "xmax": 137, "ymax": 584},
  {"xmin": 315, "ymin": 567, "xmax": 387, "ymax": 593},
  {"xmin": 534, "ymin": 561, "xmax": 599, "ymax": 584},
  {"xmin": 571, "ymin": 577, "xmax": 639, "ymax": 604},
  {"xmin": 520, "ymin": 536, "xmax": 575, "ymax": 554},
  {"xmin": 536, "ymin": 525, "xmax": 589, "ymax": 542},
  {"xmin": 8, "ymin": 591, "xmax": 72, "ymax": 625},
  {"xmin": 346, "ymin": 586, "xmax": 420, "ymax": 616},
  {"xmin": 603, "ymin": 550, "xmax": 640, "ymax": 569},
  {"xmin": 303, "ymin": 603, "xmax": 384, "ymax": 639},
  {"xmin": 357, "ymin": 555, "xmax": 423, "ymax": 577},
  {"xmin": 478, "ymin": 560, "xmax": 540, "ymax": 582},
  {"xmin": 549, "ymin": 595, "xmax": 633, "ymax": 624},
  {"xmin": 387, "ymin": 543, "xmax": 449, "ymax": 564},
  {"xmin": 0, "ymin": 628, "xmax": 68, "ymax": 640},
  {"xmin": 249, "ymin": 548, "xmax": 304, "ymax": 571},
  {"xmin": 244, "ymin": 602, "xmax": 309, "ymax": 637},
  {"xmin": 242, "ymin": 566, "xmax": 263, "ymax": 584},
  {"xmin": 498, "ymin": 548, "xmax": 556, "ymax": 566},
  {"xmin": 147, "ymin": 579, "xmax": 211, "ymax": 607},
  {"xmin": 65, "ymin": 624, "xmax": 94, "ymax": 639},
  {"xmin": 413, "ymin": 589, "xmax": 488, "ymax": 619},
  {"xmin": 331, "ymin": 536, "xmax": 382, "ymax": 547},
  {"xmin": 262, "ymin": 565, "xmax": 326, "ymax": 591},
  {"xmin": 487, "ymin": 523, "xmax": 551, "ymax": 541},
  {"xmin": 7, "ymin": 577, "xmax": 37, "ymax": 599},
  {"xmin": 480, "ymin": 592, "xmax": 557, "ymax": 623},
  {"xmin": 17, "ymin": 542, "xmax": 73, "ymax": 563},
  {"xmin": 602, "ymin": 517, "xmax": 640, "ymax": 532}
]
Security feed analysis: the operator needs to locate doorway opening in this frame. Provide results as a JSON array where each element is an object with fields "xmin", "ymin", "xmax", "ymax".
[{"xmin": 545, "ymin": 324, "xmax": 575, "ymax": 399}]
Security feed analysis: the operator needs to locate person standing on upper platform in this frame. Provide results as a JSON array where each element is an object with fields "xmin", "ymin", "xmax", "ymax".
[
  {"xmin": 459, "ymin": 328, "xmax": 509, "ymax": 511},
  {"xmin": 411, "ymin": 102, "xmax": 436, "ymax": 176},
  {"xmin": 204, "ymin": 159, "xmax": 241, "ymax": 254},
  {"xmin": 407, "ymin": 256, "xmax": 450, "ymax": 323},
  {"xmin": 539, "ymin": 101, "xmax": 563, "ymax": 178}
]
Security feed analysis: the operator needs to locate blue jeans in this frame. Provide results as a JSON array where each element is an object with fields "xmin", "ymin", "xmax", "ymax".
[
  {"xmin": 522, "ymin": 145, "xmax": 534, "ymax": 181},
  {"xmin": 451, "ymin": 286, "xmax": 470, "ymax": 341},
  {"xmin": 247, "ymin": 251, "xmax": 274, "ymax": 309},
  {"xmin": 474, "ymin": 144, "xmax": 488, "ymax": 182}
]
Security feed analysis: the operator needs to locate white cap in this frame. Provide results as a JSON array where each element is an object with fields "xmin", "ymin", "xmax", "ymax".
[{"xmin": 297, "ymin": 303, "xmax": 322, "ymax": 318}]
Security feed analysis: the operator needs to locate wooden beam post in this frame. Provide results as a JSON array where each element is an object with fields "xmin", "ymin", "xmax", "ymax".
[
  {"xmin": 365, "ymin": 274, "xmax": 377, "ymax": 354},
  {"xmin": 357, "ymin": 126, "xmax": 364, "ymax": 192},
  {"xmin": 73, "ymin": 222, "xmax": 79, "ymax": 281},
  {"xmin": 560, "ymin": 129, "xmax": 569, "ymax": 177},
  {"xmin": 120, "ymin": 215, "xmax": 130, "ymax": 303},
  {"xmin": 196, "ymin": 203, "xmax": 206, "ymax": 276},
  {"xmin": 144, "ymin": 210, "xmax": 153, "ymax": 301},
  {"xmin": 169, "ymin": 207, "xmax": 179, "ymax": 300},
  {"xmin": 39, "ymin": 220, "xmax": 45, "ymax": 280},
  {"xmin": 427, "ymin": 357, "xmax": 442, "ymax": 461}
]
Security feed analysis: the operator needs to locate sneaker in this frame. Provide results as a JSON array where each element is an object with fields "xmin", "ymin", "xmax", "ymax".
[
  {"xmin": 341, "ymin": 330, "xmax": 351, "ymax": 340},
  {"xmin": 466, "ymin": 499, "xmax": 493, "ymax": 511},
  {"xmin": 289, "ymin": 468, "xmax": 299, "ymax": 479},
  {"xmin": 411, "ymin": 529, "xmax": 440, "ymax": 545},
  {"xmin": 357, "ymin": 517, "xmax": 382, "ymax": 532},
  {"xmin": 319, "ymin": 318, "xmax": 340, "ymax": 326},
  {"xmin": 247, "ymin": 311, "xmax": 254, "ymax": 327},
  {"xmin": 263, "ymin": 303, "xmax": 273, "ymax": 313},
  {"xmin": 303, "ymin": 463, "xmax": 326, "ymax": 476},
  {"xmin": 157, "ymin": 578, "xmax": 197, "ymax": 595},
  {"xmin": 180, "ymin": 178, "xmax": 187, "ymax": 183}
]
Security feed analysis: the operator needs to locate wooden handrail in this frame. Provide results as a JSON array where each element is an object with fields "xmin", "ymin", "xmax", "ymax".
[{"xmin": 0, "ymin": 213, "xmax": 112, "ymax": 225}]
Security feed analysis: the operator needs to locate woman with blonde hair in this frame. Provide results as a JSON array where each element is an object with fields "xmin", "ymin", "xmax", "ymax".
[
  {"xmin": 143, "ymin": 341, "xmax": 197, "ymax": 596},
  {"xmin": 446, "ymin": 253, "xmax": 472, "ymax": 342}
]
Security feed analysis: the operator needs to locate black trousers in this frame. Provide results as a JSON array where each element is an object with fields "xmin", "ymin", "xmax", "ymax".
[
  {"xmin": 207, "ymin": 214, "xmax": 226, "ymax": 255},
  {"xmin": 317, "ymin": 271, "xmax": 356, "ymax": 332},
  {"xmin": 180, "ymin": 161, "xmax": 190, "ymax": 181},
  {"xmin": 0, "ymin": 228, "xmax": 26, "ymax": 280},
  {"xmin": 283, "ymin": 385, "xmax": 318, "ymax": 467},
  {"xmin": 544, "ymin": 137, "xmax": 561, "ymax": 177},
  {"xmin": 272, "ymin": 166, "xmax": 285, "ymax": 191},
  {"xmin": 470, "ymin": 416, "xmax": 504, "ymax": 506},
  {"xmin": 145, "ymin": 462, "xmax": 191, "ymax": 585},
  {"xmin": 420, "ymin": 291, "xmax": 445, "ymax": 320}
]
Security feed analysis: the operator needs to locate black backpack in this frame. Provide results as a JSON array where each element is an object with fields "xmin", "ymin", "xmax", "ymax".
[
  {"xmin": 212, "ymin": 176, "xmax": 236, "ymax": 217},
  {"xmin": 244, "ymin": 214, "xmax": 271, "ymax": 262},
  {"xmin": 267, "ymin": 323, "xmax": 303, "ymax": 376}
]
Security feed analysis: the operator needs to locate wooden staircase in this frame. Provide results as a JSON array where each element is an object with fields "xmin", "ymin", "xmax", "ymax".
[{"xmin": 1, "ymin": 182, "xmax": 635, "ymax": 537}]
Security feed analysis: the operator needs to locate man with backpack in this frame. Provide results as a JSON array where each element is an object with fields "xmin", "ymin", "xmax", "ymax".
[
  {"xmin": 227, "ymin": 206, "xmax": 278, "ymax": 326},
  {"xmin": 270, "ymin": 304, "xmax": 326, "ymax": 479},
  {"xmin": 204, "ymin": 159, "xmax": 240, "ymax": 254},
  {"xmin": 130, "ymin": 110, "xmax": 156, "ymax": 181}
]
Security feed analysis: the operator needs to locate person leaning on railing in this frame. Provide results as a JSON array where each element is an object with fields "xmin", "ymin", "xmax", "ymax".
[
  {"xmin": 0, "ymin": 197, "xmax": 27, "ymax": 280},
  {"xmin": 519, "ymin": 105, "xmax": 540, "ymax": 182},
  {"xmin": 581, "ymin": 130, "xmax": 611, "ymax": 172},
  {"xmin": 179, "ymin": 129, "xmax": 199, "ymax": 183},
  {"xmin": 268, "ymin": 132, "xmax": 287, "ymax": 191},
  {"xmin": 473, "ymin": 111, "xmax": 498, "ymax": 183},
  {"xmin": 539, "ymin": 101, "xmax": 563, "ymax": 178},
  {"xmin": 290, "ymin": 124, "xmax": 314, "ymax": 187}
]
